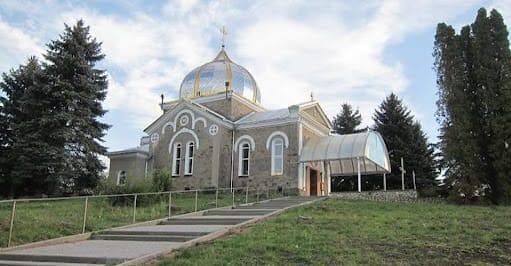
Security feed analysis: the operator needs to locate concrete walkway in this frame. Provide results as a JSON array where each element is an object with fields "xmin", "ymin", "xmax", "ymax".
[{"xmin": 0, "ymin": 197, "xmax": 318, "ymax": 266}]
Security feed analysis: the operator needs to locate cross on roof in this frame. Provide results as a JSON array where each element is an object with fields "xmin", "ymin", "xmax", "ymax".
[{"xmin": 220, "ymin": 26, "xmax": 227, "ymax": 48}]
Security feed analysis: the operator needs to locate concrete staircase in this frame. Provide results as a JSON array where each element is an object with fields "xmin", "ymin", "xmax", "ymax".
[{"xmin": 0, "ymin": 197, "xmax": 318, "ymax": 265}]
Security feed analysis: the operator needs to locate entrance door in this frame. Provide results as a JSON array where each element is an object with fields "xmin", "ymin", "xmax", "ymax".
[{"xmin": 310, "ymin": 169, "xmax": 318, "ymax": 196}]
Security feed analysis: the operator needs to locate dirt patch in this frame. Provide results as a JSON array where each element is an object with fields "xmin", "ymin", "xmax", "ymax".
[{"xmin": 364, "ymin": 240, "xmax": 511, "ymax": 265}]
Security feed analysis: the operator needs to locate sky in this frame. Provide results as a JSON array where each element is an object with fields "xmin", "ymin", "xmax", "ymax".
[{"xmin": 1, "ymin": 0, "xmax": 510, "ymax": 159}]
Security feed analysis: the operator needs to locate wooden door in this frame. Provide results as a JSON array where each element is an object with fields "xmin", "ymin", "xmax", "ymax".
[{"xmin": 310, "ymin": 169, "xmax": 318, "ymax": 196}]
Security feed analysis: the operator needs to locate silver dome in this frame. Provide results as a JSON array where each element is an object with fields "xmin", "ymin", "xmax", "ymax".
[{"xmin": 179, "ymin": 49, "xmax": 261, "ymax": 104}]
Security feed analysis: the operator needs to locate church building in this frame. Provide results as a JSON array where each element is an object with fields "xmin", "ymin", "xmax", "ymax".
[{"xmin": 107, "ymin": 44, "xmax": 391, "ymax": 196}]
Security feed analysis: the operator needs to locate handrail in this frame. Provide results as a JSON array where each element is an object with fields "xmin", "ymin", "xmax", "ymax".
[
  {"xmin": 0, "ymin": 186, "xmax": 255, "ymax": 204},
  {"xmin": 1, "ymin": 185, "xmax": 291, "ymax": 248}
]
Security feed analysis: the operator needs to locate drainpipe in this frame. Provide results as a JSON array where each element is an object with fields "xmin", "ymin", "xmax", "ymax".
[
  {"xmin": 144, "ymin": 160, "xmax": 148, "ymax": 178},
  {"xmin": 144, "ymin": 154, "xmax": 153, "ymax": 178},
  {"xmin": 230, "ymin": 130, "xmax": 235, "ymax": 192}
]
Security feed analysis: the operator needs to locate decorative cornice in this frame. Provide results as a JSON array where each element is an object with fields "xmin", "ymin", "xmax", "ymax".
[
  {"xmin": 235, "ymin": 118, "xmax": 297, "ymax": 130},
  {"xmin": 191, "ymin": 92, "xmax": 265, "ymax": 112},
  {"xmin": 145, "ymin": 102, "xmax": 233, "ymax": 135}
]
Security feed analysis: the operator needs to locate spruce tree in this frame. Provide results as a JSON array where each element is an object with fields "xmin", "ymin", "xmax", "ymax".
[
  {"xmin": 0, "ymin": 20, "xmax": 109, "ymax": 197},
  {"xmin": 330, "ymin": 103, "xmax": 366, "ymax": 192},
  {"xmin": 410, "ymin": 122, "xmax": 438, "ymax": 186},
  {"xmin": 373, "ymin": 93, "xmax": 437, "ymax": 189},
  {"xmin": 43, "ymin": 20, "xmax": 110, "ymax": 194},
  {"xmin": 332, "ymin": 103, "xmax": 363, "ymax": 134},
  {"xmin": 0, "ymin": 57, "xmax": 57, "ymax": 197},
  {"xmin": 434, "ymin": 8, "xmax": 511, "ymax": 204}
]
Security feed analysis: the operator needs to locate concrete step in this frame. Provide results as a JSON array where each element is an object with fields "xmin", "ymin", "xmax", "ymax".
[
  {"xmin": 0, "ymin": 260, "xmax": 100, "ymax": 266},
  {"xmin": 237, "ymin": 203, "xmax": 301, "ymax": 207},
  {"xmin": 262, "ymin": 199, "xmax": 312, "ymax": 203},
  {"xmin": 205, "ymin": 209, "xmax": 273, "ymax": 216},
  {"xmin": 0, "ymin": 254, "xmax": 124, "ymax": 265},
  {"xmin": 235, "ymin": 202, "xmax": 312, "ymax": 209},
  {"xmin": 91, "ymin": 234, "xmax": 195, "ymax": 242},
  {"xmin": 235, "ymin": 205, "xmax": 283, "ymax": 209},
  {"xmin": 235, "ymin": 204, "xmax": 294, "ymax": 210},
  {"xmin": 101, "ymin": 230, "xmax": 208, "ymax": 237},
  {"xmin": 160, "ymin": 217, "xmax": 250, "ymax": 225}
]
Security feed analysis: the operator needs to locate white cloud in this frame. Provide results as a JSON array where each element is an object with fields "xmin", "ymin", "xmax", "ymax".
[
  {"xmin": 232, "ymin": 0, "xmax": 484, "ymax": 126},
  {"xmin": 0, "ymin": 20, "xmax": 43, "ymax": 72},
  {"xmin": 54, "ymin": 5, "xmax": 222, "ymax": 127},
  {"xmin": 0, "ymin": 0, "xmax": 494, "ymax": 148}
]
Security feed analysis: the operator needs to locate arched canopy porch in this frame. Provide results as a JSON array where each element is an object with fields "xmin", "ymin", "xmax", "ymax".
[{"xmin": 299, "ymin": 131, "xmax": 391, "ymax": 194}]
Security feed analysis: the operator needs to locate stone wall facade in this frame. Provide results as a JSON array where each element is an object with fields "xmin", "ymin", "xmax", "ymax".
[
  {"xmin": 200, "ymin": 94, "xmax": 260, "ymax": 121},
  {"xmin": 330, "ymin": 190, "xmax": 419, "ymax": 201},
  {"xmin": 148, "ymin": 108, "xmax": 229, "ymax": 189},
  {"xmin": 140, "ymin": 101, "xmax": 302, "ymax": 191},
  {"xmin": 232, "ymin": 123, "xmax": 299, "ymax": 190},
  {"xmin": 108, "ymin": 95, "xmax": 334, "ymax": 193},
  {"xmin": 108, "ymin": 154, "xmax": 147, "ymax": 184}
]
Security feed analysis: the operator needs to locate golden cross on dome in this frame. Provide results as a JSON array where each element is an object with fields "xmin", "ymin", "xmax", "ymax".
[{"xmin": 220, "ymin": 26, "xmax": 227, "ymax": 49}]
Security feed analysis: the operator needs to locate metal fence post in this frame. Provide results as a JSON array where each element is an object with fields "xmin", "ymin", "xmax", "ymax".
[
  {"xmin": 82, "ymin": 197, "xmax": 89, "ymax": 234},
  {"xmin": 194, "ymin": 190, "xmax": 198, "ymax": 212},
  {"xmin": 7, "ymin": 200, "xmax": 16, "ymax": 247},
  {"xmin": 256, "ymin": 188, "xmax": 259, "ymax": 202},
  {"xmin": 232, "ymin": 188, "xmax": 235, "ymax": 207},
  {"xmin": 133, "ymin": 194, "xmax": 138, "ymax": 224},
  {"xmin": 168, "ymin": 191, "xmax": 172, "ymax": 218},
  {"xmin": 245, "ymin": 186, "xmax": 249, "ymax": 204},
  {"xmin": 215, "ymin": 189, "xmax": 218, "ymax": 208}
]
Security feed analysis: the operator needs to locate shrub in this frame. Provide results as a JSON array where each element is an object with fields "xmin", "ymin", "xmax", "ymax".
[
  {"xmin": 98, "ymin": 169, "xmax": 172, "ymax": 207},
  {"xmin": 151, "ymin": 168, "xmax": 171, "ymax": 192}
]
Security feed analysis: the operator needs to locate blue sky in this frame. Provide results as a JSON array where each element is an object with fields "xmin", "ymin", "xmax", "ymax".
[{"xmin": 1, "ymin": 0, "xmax": 510, "ymax": 161}]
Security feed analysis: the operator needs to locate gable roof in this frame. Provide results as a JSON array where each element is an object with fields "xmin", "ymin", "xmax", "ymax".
[
  {"xmin": 235, "ymin": 108, "xmax": 291, "ymax": 126},
  {"xmin": 297, "ymin": 101, "xmax": 333, "ymax": 129},
  {"xmin": 144, "ymin": 100, "xmax": 233, "ymax": 134}
]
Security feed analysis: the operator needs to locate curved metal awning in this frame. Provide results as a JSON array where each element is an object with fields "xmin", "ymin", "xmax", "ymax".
[{"xmin": 299, "ymin": 131, "xmax": 391, "ymax": 176}]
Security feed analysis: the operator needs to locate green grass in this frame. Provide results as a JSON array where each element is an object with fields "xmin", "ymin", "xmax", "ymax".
[
  {"xmin": 0, "ymin": 189, "xmax": 286, "ymax": 248},
  {"xmin": 158, "ymin": 199, "xmax": 511, "ymax": 266}
]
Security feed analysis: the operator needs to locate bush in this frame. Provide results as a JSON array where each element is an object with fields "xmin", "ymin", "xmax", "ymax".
[
  {"xmin": 99, "ymin": 177, "xmax": 152, "ymax": 206},
  {"xmin": 98, "ymin": 169, "xmax": 172, "ymax": 207},
  {"xmin": 151, "ymin": 168, "xmax": 171, "ymax": 192}
]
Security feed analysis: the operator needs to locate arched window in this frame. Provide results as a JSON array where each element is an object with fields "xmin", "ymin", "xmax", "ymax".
[
  {"xmin": 172, "ymin": 143, "xmax": 182, "ymax": 176},
  {"xmin": 271, "ymin": 138, "xmax": 284, "ymax": 175},
  {"xmin": 184, "ymin": 141, "xmax": 194, "ymax": 175},
  {"xmin": 239, "ymin": 142, "xmax": 250, "ymax": 176},
  {"xmin": 117, "ymin": 170, "xmax": 127, "ymax": 186}
]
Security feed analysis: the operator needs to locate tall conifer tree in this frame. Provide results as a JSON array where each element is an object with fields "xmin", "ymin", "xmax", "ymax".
[
  {"xmin": 43, "ymin": 20, "xmax": 110, "ymax": 193},
  {"xmin": 373, "ymin": 93, "xmax": 437, "ymax": 189},
  {"xmin": 332, "ymin": 103, "xmax": 364, "ymax": 134},
  {"xmin": 0, "ymin": 57, "xmax": 57, "ymax": 197},
  {"xmin": 0, "ymin": 20, "xmax": 110, "ymax": 197},
  {"xmin": 434, "ymin": 8, "xmax": 511, "ymax": 204}
]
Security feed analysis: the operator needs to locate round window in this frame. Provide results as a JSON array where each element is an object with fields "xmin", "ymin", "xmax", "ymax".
[
  {"xmin": 150, "ymin": 133, "xmax": 159, "ymax": 143},
  {"xmin": 209, "ymin": 124, "xmax": 219, "ymax": 136},
  {"xmin": 179, "ymin": 115, "xmax": 189, "ymax": 126}
]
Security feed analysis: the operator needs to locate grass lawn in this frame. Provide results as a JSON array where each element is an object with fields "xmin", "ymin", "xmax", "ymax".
[
  {"xmin": 158, "ymin": 198, "xmax": 511, "ymax": 265},
  {"xmin": 0, "ymin": 188, "xmax": 283, "ymax": 248}
]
